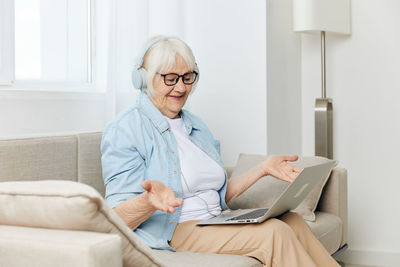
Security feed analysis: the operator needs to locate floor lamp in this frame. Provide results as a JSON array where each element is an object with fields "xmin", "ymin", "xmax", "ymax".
[{"xmin": 292, "ymin": 0, "xmax": 351, "ymax": 159}]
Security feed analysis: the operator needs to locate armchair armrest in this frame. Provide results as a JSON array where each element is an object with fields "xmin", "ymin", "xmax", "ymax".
[
  {"xmin": 0, "ymin": 225, "xmax": 123, "ymax": 267},
  {"xmin": 316, "ymin": 167, "xmax": 348, "ymax": 247}
]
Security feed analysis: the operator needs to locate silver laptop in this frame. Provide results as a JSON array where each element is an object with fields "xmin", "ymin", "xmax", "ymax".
[{"xmin": 197, "ymin": 160, "xmax": 336, "ymax": 225}]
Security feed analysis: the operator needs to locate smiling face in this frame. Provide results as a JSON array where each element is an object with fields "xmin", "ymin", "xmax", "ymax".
[{"xmin": 150, "ymin": 54, "xmax": 193, "ymax": 119}]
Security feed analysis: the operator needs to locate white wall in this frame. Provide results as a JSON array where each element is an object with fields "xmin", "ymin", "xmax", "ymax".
[
  {"xmin": 267, "ymin": 0, "xmax": 302, "ymax": 155},
  {"xmin": 301, "ymin": 0, "xmax": 400, "ymax": 266},
  {"xmin": 0, "ymin": 90, "xmax": 105, "ymax": 138},
  {"xmin": 183, "ymin": 0, "xmax": 267, "ymax": 165}
]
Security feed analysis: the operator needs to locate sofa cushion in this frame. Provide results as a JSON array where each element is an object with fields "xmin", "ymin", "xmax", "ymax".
[
  {"xmin": 152, "ymin": 250, "xmax": 262, "ymax": 267},
  {"xmin": 0, "ymin": 136, "xmax": 77, "ymax": 182},
  {"xmin": 0, "ymin": 225, "xmax": 122, "ymax": 267},
  {"xmin": 77, "ymin": 132, "xmax": 105, "ymax": 197},
  {"xmin": 0, "ymin": 180, "xmax": 162, "ymax": 267},
  {"xmin": 307, "ymin": 212, "xmax": 343, "ymax": 255},
  {"xmin": 228, "ymin": 154, "xmax": 336, "ymax": 221}
]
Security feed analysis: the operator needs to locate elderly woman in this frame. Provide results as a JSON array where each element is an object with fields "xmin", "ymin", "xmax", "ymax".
[{"xmin": 101, "ymin": 36, "xmax": 339, "ymax": 267}]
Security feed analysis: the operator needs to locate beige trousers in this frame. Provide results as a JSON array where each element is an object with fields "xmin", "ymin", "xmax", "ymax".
[{"xmin": 169, "ymin": 212, "xmax": 340, "ymax": 267}]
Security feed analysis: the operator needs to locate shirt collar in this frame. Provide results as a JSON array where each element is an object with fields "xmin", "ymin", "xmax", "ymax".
[
  {"xmin": 138, "ymin": 91, "xmax": 200, "ymax": 134},
  {"xmin": 180, "ymin": 110, "xmax": 197, "ymax": 135}
]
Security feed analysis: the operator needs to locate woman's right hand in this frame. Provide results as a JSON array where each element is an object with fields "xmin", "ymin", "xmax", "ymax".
[{"xmin": 141, "ymin": 180, "xmax": 183, "ymax": 213}]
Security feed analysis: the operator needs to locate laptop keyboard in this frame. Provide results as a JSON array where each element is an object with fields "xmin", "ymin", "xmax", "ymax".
[{"xmin": 227, "ymin": 208, "xmax": 269, "ymax": 221}]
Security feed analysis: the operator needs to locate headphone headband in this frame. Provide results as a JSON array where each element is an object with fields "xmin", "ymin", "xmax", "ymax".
[{"xmin": 135, "ymin": 36, "xmax": 172, "ymax": 68}]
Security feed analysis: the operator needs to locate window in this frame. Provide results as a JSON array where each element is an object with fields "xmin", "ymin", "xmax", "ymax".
[{"xmin": 0, "ymin": 0, "xmax": 108, "ymax": 91}]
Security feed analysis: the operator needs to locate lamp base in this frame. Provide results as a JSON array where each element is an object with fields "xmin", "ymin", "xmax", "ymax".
[{"xmin": 315, "ymin": 98, "xmax": 333, "ymax": 159}]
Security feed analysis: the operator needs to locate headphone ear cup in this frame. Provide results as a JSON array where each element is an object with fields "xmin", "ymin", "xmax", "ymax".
[
  {"xmin": 132, "ymin": 67, "xmax": 148, "ymax": 89},
  {"xmin": 194, "ymin": 63, "xmax": 200, "ymax": 83}
]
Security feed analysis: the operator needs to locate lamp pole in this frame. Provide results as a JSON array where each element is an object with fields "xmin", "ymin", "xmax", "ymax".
[
  {"xmin": 321, "ymin": 31, "xmax": 326, "ymax": 99},
  {"xmin": 315, "ymin": 30, "xmax": 333, "ymax": 159}
]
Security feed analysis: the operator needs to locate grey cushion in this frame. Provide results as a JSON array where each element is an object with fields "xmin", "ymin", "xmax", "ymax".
[
  {"xmin": 307, "ymin": 212, "xmax": 342, "ymax": 255},
  {"xmin": 228, "ymin": 154, "xmax": 336, "ymax": 221},
  {"xmin": 0, "ymin": 136, "xmax": 77, "ymax": 182},
  {"xmin": 152, "ymin": 250, "xmax": 262, "ymax": 267},
  {"xmin": 77, "ymin": 132, "xmax": 105, "ymax": 197}
]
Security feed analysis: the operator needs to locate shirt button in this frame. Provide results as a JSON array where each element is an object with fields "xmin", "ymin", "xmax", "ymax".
[
  {"xmin": 173, "ymin": 170, "xmax": 177, "ymax": 174},
  {"xmin": 170, "ymin": 220, "xmax": 174, "ymax": 224}
]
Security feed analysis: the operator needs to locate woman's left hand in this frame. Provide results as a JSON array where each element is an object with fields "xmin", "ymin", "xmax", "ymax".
[{"xmin": 257, "ymin": 155, "xmax": 302, "ymax": 183}]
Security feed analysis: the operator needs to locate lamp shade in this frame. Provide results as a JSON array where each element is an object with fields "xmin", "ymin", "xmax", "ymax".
[{"xmin": 293, "ymin": 0, "xmax": 351, "ymax": 34}]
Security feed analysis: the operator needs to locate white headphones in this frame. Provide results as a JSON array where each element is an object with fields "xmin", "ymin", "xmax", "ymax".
[{"xmin": 131, "ymin": 36, "xmax": 199, "ymax": 90}]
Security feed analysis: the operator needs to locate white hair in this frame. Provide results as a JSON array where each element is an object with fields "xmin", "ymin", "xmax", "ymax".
[{"xmin": 141, "ymin": 36, "xmax": 199, "ymax": 96}]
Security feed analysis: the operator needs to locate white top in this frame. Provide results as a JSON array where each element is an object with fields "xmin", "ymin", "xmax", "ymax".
[{"xmin": 165, "ymin": 117, "xmax": 225, "ymax": 223}]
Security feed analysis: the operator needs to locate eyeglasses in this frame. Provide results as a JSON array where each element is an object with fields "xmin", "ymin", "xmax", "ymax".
[{"xmin": 156, "ymin": 71, "xmax": 198, "ymax": 86}]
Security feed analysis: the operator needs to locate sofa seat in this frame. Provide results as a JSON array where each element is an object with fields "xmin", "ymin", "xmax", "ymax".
[{"xmin": 307, "ymin": 212, "xmax": 343, "ymax": 255}]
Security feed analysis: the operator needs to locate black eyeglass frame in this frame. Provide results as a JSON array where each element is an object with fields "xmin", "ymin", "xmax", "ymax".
[{"xmin": 156, "ymin": 71, "xmax": 198, "ymax": 86}]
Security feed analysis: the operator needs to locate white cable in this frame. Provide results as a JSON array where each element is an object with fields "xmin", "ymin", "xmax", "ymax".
[
  {"xmin": 157, "ymin": 121, "xmax": 221, "ymax": 218},
  {"xmin": 181, "ymin": 172, "xmax": 220, "ymax": 217}
]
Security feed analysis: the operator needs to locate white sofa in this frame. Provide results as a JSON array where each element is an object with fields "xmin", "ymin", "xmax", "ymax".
[{"xmin": 0, "ymin": 132, "xmax": 348, "ymax": 267}]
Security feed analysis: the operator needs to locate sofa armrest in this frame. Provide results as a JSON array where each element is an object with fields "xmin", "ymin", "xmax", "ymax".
[
  {"xmin": 316, "ymin": 167, "xmax": 348, "ymax": 247},
  {"xmin": 0, "ymin": 225, "xmax": 123, "ymax": 267}
]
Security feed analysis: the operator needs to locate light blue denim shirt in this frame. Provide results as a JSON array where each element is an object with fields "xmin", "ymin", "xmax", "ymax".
[{"xmin": 101, "ymin": 91, "xmax": 228, "ymax": 251}]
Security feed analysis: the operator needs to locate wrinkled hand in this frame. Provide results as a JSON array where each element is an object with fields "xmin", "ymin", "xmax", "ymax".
[
  {"xmin": 258, "ymin": 155, "xmax": 302, "ymax": 183},
  {"xmin": 141, "ymin": 180, "xmax": 183, "ymax": 213}
]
